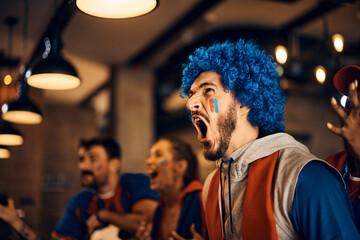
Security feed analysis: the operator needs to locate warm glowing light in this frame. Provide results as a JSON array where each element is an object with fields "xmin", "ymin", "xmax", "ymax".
[
  {"xmin": 0, "ymin": 148, "xmax": 10, "ymax": 159},
  {"xmin": 2, "ymin": 111, "xmax": 43, "ymax": 125},
  {"xmin": 0, "ymin": 134, "xmax": 24, "ymax": 146},
  {"xmin": 332, "ymin": 34, "xmax": 344, "ymax": 53},
  {"xmin": 275, "ymin": 45, "xmax": 288, "ymax": 65},
  {"xmin": 27, "ymin": 73, "xmax": 81, "ymax": 90},
  {"xmin": 76, "ymin": 0, "xmax": 157, "ymax": 19},
  {"xmin": 315, "ymin": 65, "xmax": 326, "ymax": 84},
  {"xmin": 4, "ymin": 74, "xmax": 12, "ymax": 85},
  {"xmin": 276, "ymin": 65, "xmax": 284, "ymax": 77},
  {"xmin": 340, "ymin": 95, "xmax": 348, "ymax": 108}
]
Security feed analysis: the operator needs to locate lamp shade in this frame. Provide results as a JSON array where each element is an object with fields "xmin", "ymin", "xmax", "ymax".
[
  {"xmin": 27, "ymin": 32, "xmax": 80, "ymax": 90},
  {"xmin": 27, "ymin": 55, "xmax": 81, "ymax": 90},
  {"xmin": 0, "ymin": 145, "xmax": 10, "ymax": 159},
  {"xmin": 0, "ymin": 122, "xmax": 23, "ymax": 146},
  {"xmin": 2, "ymin": 74, "xmax": 43, "ymax": 124},
  {"xmin": 76, "ymin": 0, "xmax": 157, "ymax": 19},
  {"xmin": 2, "ymin": 97, "xmax": 43, "ymax": 125}
]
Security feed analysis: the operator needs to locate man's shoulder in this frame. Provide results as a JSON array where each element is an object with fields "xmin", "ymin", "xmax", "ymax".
[
  {"xmin": 69, "ymin": 188, "xmax": 94, "ymax": 205},
  {"xmin": 120, "ymin": 172, "xmax": 149, "ymax": 184},
  {"xmin": 120, "ymin": 173, "xmax": 152, "ymax": 190}
]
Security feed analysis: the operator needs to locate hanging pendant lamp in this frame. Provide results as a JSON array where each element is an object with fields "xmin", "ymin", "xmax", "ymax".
[
  {"xmin": 0, "ymin": 121, "xmax": 24, "ymax": 146},
  {"xmin": 27, "ymin": 31, "xmax": 81, "ymax": 90},
  {"xmin": 76, "ymin": 0, "xmax": 157, "ymax": 19},
  {"xmin": 1, "ymin": 77, "xmax": 43, "ymax": 125},
  {"xmin": 0, "ymin": 145, "xmax": 10, "ymax": 159}
]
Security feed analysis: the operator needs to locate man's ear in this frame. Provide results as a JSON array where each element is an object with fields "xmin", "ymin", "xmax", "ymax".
[
  {"xmin": 239, "ymin": 104, "xmax": 251, "ymax": 117},
  {"xmin": 109, "ymin": 158, "xmax": 121, "ymax": 173}
]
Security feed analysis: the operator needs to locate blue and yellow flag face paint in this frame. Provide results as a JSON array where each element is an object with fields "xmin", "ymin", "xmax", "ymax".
[{"xmin": 209, "ymin": 98, "xmax": 218, "ymax": 113}]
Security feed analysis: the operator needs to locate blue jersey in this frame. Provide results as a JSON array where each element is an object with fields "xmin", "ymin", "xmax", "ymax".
[
  {"xmin": 292, "ymin": 161, "xmax": 360, "ymax": 239},
  {"xmin": 152, "ymin": 180, "xmax": 207, "ymax": 239},
  {"xmin": 325, "ymin": 151, "xmax": 360, "ymax": 231},
  {"xmin": 53, "ymin": 173, "xmax": 159, "ymax": 240}
]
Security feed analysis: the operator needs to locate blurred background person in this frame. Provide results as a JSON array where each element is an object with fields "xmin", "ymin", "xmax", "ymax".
[
  {"xmin": 326, "ymin": 65, "xmax": 360, "ymax": 229},
  {"xmin": 136, "ymin": 136, "xmax": 206, "ymax": 240},
  {"xmin": 0, "ymin": 138, "xmax": 159, "ymax": 240},
  {"xmin": 53, "ymin": 137, "xmax": 159, "ymax": 239}
]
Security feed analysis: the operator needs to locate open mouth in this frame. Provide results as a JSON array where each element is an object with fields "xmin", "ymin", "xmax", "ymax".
[
  {"xmin": 193, "ymin": 116, "xmax": 208, "ymax": 142},
  {"xmin": 147, "ymin": 169, "xmax": 158, "ymax": 180}
]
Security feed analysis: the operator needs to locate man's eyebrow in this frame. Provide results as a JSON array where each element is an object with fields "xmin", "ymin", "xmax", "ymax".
[
  {"xmin": 189, "ymin": 82, "xmax": 217, "ymax": 95},
  {"xmin": 199, "ymin": 82, "xmax": 217, "ymax": 89}
]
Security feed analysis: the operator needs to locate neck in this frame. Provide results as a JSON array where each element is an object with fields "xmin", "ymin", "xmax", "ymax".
[
  {"xmin": 161, "ymin": 179, "xmax": 184, "ymax": 207},
  {"xmin": 225, "ymin": 120, "xmax": 259, "ymax": 157},
  {"xmin": 97, "ymin": 174, "xmax": 120, "ymax": 195}
]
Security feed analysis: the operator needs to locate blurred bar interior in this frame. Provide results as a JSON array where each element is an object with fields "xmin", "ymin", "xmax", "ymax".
[{"xmin": 0, "ymin": 0, "xmax": 360, "ymax": 233}]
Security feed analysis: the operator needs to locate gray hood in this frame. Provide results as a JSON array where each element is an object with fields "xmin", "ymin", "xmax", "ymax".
[{"xmin": 218, "ymin": 132, "xmax": 313, "ymax": 182}]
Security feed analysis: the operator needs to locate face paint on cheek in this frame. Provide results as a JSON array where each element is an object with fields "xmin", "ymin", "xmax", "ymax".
[
  {"xmin": 213, "ymin": 98, "xmax": 218, "ymax": 113},
  {"xmin": 160, "ymin": 159, "xmax": 169, "ymax": 167},
  {"xmin": 209, "ymin": 98, "xmax": 218, "ymax": 113},
  {"xmin": 96, "ymin": 164, "xmax": 102, "ymax": 170}
]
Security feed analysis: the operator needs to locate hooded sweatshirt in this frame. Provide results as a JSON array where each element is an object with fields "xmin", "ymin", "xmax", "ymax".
[{"xmin": 202, "ymin": 132, "xmax": 353, "ymax": 239}]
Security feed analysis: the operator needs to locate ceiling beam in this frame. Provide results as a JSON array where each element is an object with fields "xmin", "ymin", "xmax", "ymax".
[
  {"xmin": 128, "ymin": 0, "xmax": 224, "ymax": 66},
  {"xmin": 281, "ymin": 1, "xmax": 341, "ymax": 32}
]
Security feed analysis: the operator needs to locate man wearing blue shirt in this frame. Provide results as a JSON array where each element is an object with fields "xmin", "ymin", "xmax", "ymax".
[
  {"xmin": 0, "ymin": 138, "xmax": 158, "ymax": 240},
  {"xmin": 181, "ymin": 39, "xmax": 359, "ymax": 239},
  {"xmin": 52, "ymin": 138, "xmax": 159, "ymax": 239}
]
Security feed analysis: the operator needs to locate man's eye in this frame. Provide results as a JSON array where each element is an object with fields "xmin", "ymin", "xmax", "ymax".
[{"xmin": 205, "ymin": 88, "xmax": 214, "ymax": 93}]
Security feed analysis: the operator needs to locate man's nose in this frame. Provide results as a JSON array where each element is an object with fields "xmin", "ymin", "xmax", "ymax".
[
  {"xmin": 78, "ymin": 158, "xmax": 91, "ymax": 170},
  {"xmin": 186, "ymin": 95, "xmax": 201, "ymax": 112},
  {"xmin": 145, "ymin": 156, "xmax": 154, "ymax": 165}
]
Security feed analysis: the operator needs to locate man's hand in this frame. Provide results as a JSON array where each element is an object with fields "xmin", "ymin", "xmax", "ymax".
[
  {"xmin": 87, "ymin": 212, "xmax": 104, "ymax": 236},
  {"xmin": 0, "ymin": 198, "xmax": 20, "ymax": 225},
  {"xmin": 135, "ymin": 221, "xmax": 152, "ymax": 240},
  {"xmin": 169, "ymin": 224, "xmax": 203, "ymax": 240},
  {"xmin": 327, "ymin": 80, "xmax": 360, "ymax": 175},
  {"xmin": 0, "ymin": 198, "xmax": 41, "ymax": 240}
]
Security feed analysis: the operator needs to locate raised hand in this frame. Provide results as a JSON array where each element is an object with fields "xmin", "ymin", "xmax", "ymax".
[
  {"xmin": 327, "ymin": 80, "xmax": 360, "ymax": 175},
  {"xmin": 0, "ymin": 198, "xmax": 19, "ymax": 224},
  {"xmin": 87, "ymin": 213, "xmax": 103, "ymax": 235}
]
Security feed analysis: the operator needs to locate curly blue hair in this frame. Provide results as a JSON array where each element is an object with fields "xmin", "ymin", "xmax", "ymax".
[{"xmin": 181, "ymin": 39, "xmax": 286, "ymax": 135}]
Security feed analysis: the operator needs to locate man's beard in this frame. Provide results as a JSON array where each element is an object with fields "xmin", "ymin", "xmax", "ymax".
[
  {"xmin": 80, "ymin": 170, "xmax": 106, "ymax": 190},
  {"xmin": 204, "ymin": 103, "xmax": 237, "ymax": 161}
]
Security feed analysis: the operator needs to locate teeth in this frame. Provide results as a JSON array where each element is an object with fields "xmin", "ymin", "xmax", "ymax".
[{"xmin": 194, "ymin": 117, "xmax": 201, "ymax": 123}]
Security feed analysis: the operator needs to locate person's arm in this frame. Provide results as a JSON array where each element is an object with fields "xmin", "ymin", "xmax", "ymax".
[
  {"xmin": 327, "ymin": 80, "xmax": 360, "ymax": 176},
  {"xmin": 91, "ymin": 199, "xmax": 158, "ymax": 235},
  {"xmin": 0, "ymin": 198, "xmax": 48, "ymax": 240},
  {"xmin": 87, "ymin": 173, "xmax": 159, "ymax": 236},
  {"xmin": 87, "ymin": 199, "xmax": 158, "ymax": 235},
  {"xmin": 292, "ymin": 161, "xmax": 360, "ymax": 239}
]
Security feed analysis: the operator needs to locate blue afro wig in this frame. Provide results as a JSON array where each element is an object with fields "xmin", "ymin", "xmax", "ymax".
[{"xmin": 181, "ymin": 39, "xmax": 286, "ymax": 135}]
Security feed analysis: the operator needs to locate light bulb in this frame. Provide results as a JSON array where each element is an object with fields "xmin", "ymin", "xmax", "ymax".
[
  {"xmin": 315, "ymin": 65, "xmax": 326, "ymax": 84},
  {"xmin": 275, "ymin": 45, "xmax": 288, "ymax": 65},
  {"xmin": 332, "ymin": 34, "xmax": 344, "ymax": 53}
]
